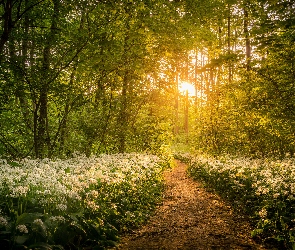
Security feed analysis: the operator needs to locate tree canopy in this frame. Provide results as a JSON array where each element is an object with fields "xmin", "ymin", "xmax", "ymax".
[{"xmin": 0, "ymin": 0, "xmax": 294, "ymax": 159}]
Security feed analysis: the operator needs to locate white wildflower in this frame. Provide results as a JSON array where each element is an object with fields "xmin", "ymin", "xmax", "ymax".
[
  {"xmin": 87, "ymin": 190, "xmax": 99, "ymax": 199},
  {"xmin": 86, "ymin": 200, "xmax": 99, "ymax": 211},
  {"xmin": 33, "ymin": 219, "xmax": 46, "ymax": 231},
  {"xmin": 67, "ymin": 190, "xmax": 81, "ymax": 200},
  {"xmin": 0, "ymin": 216, "xmax": 8, "ymax": 227},
  {"xmin": 261, "ymin": 188, "xmax": 269, "ymax": 195},
  {"xmin": 10, "ymin": 186, "xmax": 29, "ymax": 198},
  {"xmin": 89, "ymin": 178, "xmax": 97, "ymax": 185},
  {"xmin": 43, "ymin": 190, "xmax": 51, "ymax": 195},
  {"xmin": 16, "ymin": 224, "xmax": 28, "ymax": 234},
  {"xmin": 50, "ymin": 216, "xmax": 66, "ymax": 223},
  {"xmin": 258, "ymin": 208, "xmax": 268, "ymax": 218},
  {"xmin": 56, "ymin": 204, "xmax": 67, "ymax": 211},
  {"xmin": 33, "ymin": 219, "xmax": 44, "ymax": 226}
]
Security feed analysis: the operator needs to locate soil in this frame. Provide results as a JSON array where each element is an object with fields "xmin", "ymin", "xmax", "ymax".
[{"xmin": 113, "ymin": 160, "xmax": 269, "ymax": 250}]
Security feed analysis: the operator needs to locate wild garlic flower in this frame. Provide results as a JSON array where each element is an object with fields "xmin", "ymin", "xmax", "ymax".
[
  {"xmin": 33, "ymin": 219, "xmax": 44, "ymax": 226},
  {"xmin": 33, "ymin": 219, "xmax": 46, "ymax": 231},
  {"xmin": 56, "ymin": 204, "xmax": 67, "ymax": 211},
  {"xmin": 0, "ymin": 216, "xmax": 8, "ymax": 227},
  {"xmin": 0, "ymin": 153, "xmax": 163, "ymax": 219},
  {"xmin": 87, "ymin": 190, "xmax": 99, "ymax": 199},
  {"xmin": 10, "ymin": 186, "xmax": 29, "ymax": 198},
  {"xmin": 50, "ymin": 216, "xmax": 66, "ymax": 223},
  {"xmin": 258, "ymin": 208, "xmax": 268, "ymax": 218},
  {"xmin": 85, "ymin": 200, "xmax": 99, "ymax": 211},
  {"xmin": 16, "ymin": 224, "xmax": 28, "ymax": 234}
]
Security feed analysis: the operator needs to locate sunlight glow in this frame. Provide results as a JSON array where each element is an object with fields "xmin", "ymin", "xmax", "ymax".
[{"xmin": 179, "ymin": 81, "xmax": 195, "ymax": 96}]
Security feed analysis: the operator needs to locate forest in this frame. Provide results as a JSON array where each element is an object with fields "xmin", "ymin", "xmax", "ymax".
[{"xmin": 0, "ymin": 0, "xmax": 295, "ymax": 249}]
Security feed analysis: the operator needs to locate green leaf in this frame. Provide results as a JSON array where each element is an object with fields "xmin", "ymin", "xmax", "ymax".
[
  {"xmin": 16, "ymin": 213, "xmax": 42, "ymax": 225},
  {"xmin": 15, "ymin": 235, "xmax": 29, "ymax": 244},
  {"xmin": 29, "ymin": 242, "xmax": 64, "ymax": 250},
  {"xmin": 8, "ymin": 161, "xmax": 21, "ymax": 167},
  {"xmin": 251, "ymin": 228, "xmax": 264, "ymax": 237}
]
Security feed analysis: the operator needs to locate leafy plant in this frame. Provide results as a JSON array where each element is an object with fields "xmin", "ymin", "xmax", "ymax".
[
  {"xmin": 0, "ymin": 153, "xmax": 170, "ymax": 249},
  {"xmin": 182, "ymin": 154, "xmax": 295, "ymax": 249}
]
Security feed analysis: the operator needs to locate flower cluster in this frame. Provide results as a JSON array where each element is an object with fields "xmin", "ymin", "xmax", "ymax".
[
  {"xmin": 16, "ymin": 224, "xmax": 28, "ymax": 234},
  {"xmin": 0, "ymin": 153, "xmax": 161, "ymax": 212},
  {"xmin": 0, "ymin": 153, "xmax": 165, "ymax": 249},
  {"xmin": 185, "ymin": 154, "xmax": 295, "ymax": 248},
  {"xmin": 0, "ymin": 216, "xmax": 8, "ymax": 227}
]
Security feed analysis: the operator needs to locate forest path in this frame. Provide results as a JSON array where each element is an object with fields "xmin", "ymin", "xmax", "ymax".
[{"xmin": 114, "ymin": 160, "xmax": 267, "ymax": 250}]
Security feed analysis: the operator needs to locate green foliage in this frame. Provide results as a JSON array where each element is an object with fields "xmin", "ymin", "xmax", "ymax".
[
  {"xmin": 184, "ymin": 154, "xmax": 295, "ymax": 249},
  {"xmin": 0, "ymin": 0, "xmax": 294, "ymax": 160},
  {"xmin": 0, "ymin": 0, "xmax": 186, "ymax": 158},
  {"xmin": 178, "ymin": 0, "xmax": 295, "ymax": 158},
  {"xmin": 0, "ymin": 153, "xmax": 169, "ymax": 249}
]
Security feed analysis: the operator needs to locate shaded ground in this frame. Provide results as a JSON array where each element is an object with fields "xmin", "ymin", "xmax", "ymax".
[{"xmin": 114, "ymin": 161, "xmax": 268, "ymax": 250}]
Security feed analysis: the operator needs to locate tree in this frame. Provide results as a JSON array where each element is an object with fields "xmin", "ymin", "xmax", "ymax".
[{"xmin": 0, "ymin": 0, "xmax": 196, "ymax": 158}]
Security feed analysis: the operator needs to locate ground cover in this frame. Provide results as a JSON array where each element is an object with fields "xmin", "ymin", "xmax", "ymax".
[
  {"xmin": 180, "ymin": 153, "xmax": 295, "ymax": 249},
  {"xmin": 0, "ymin": 153, "xmax": 167, "ymax": 249},
  {"xmin": 114, "ymin": 160, "xmax": 266, "ymax": 249}
]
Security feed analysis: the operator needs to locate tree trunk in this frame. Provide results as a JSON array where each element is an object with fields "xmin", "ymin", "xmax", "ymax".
[
  {"xmin": 34, "ymin": 0, "xmax": 59, "ymax": 158},
  {"xmin": 184, "ymin": 89, "xmax": 189, "ymax": 143},
  {"xmin": 19, "ymin": 0, "xmax": 32, "ymax": 131},
  {"xmin": 118, "ymin": 72, "xmax": 129, "ymax": 153},
  {"xmin": 244, "ymin": 2, "xmax": 251, "ymax": 71},
  {"xmin": 0, "ymin": 0, "xmax": 13, "ymax": 59},
  {"xmin": 227, "ymin": 4, "xmax": 232, "ymax": 83},
  {"xmin": 174, "ymin": 72, "xmax": 179, "ymax": 136}
]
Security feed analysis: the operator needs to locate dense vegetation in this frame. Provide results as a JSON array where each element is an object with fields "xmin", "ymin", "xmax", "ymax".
[
  {"xmin": 176, "ymin": 153, "xmax": 295, "ymax": 249},
  {"xmin": 0, "ymin": 153, "xmax": 169, "ymax": 249},
  {"xmin": 1, "ymin": 0, "xmax": 294, "ymax": 158},
  {"xmin": 1, "ymin": 0, "xmax": 295, "ymax": 249}
]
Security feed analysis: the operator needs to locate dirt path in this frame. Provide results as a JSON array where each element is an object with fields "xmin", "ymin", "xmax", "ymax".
[{"xmin": 114, "ymin": 161, "xmax": 267, "ymax": 250}]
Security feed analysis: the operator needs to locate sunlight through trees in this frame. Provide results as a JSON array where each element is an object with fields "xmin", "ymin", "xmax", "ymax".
[
  {"xmin": 1, "ymin": 0, "xmax": 295, "ymax": 248},
  {"xmin": 0, "ymin": 0, "xmax": 294, "ymax": 157}
]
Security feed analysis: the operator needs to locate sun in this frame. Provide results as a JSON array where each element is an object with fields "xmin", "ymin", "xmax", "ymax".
[{"xmin": 179, "ymin": 81, "xmax": 195, "ymax": 96}]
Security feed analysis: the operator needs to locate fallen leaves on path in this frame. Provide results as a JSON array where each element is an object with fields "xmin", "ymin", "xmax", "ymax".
[{"xmin": 114, "ymin": 161, "xmax": 268, "ymax": 250}]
